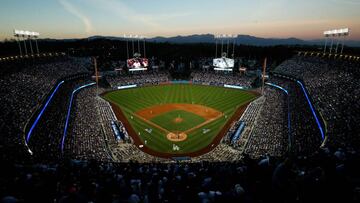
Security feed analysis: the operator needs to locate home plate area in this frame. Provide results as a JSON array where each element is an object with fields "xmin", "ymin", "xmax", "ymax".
[{"xmin": 167, "ymin": 132, "xmax": 188, "ymax": 142}]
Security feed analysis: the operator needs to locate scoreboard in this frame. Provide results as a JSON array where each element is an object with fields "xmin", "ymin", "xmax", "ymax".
[
  {"xmin": 127, "ymin": 58, "xmax": 149, "ymax": 71},
  {"xmin": 213, "ymin": 57, "xmax": 234, "ymax": 71}
]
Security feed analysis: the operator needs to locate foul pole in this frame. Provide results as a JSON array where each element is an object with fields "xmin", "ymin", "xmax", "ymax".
[{"xmin": 262, "ymin": 58, "xmax": 267, "ymax": 95}]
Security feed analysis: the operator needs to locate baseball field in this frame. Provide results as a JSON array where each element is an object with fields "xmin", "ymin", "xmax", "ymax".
[{"xmin": 103, "ymin": 84, "xmax": 257, "ymax": 158}]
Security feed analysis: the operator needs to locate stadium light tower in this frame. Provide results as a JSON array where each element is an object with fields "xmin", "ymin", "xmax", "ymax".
[
  {"xmin": 131, "ymin": 35, "xmax": 135, "ymax": 56},
  {"xmin": 123, "ymin": 35, "xmax": 149, "ymax": 73},
  {"xmin": 28, "ymin": 34, "xmax": 33, "ymax": 55},
  {"xmin": 34, "ymin": 33, "xmax": 40, "ymax": 54},
  {"xmin": 13, "ymin": 30, "xmax": 23, "ymax": 56},
  {"xmin": 125, "ymin": 35, "xmax": 129, "ymax": 59},
  {"xmin": 323, "ymin": 28, "xmax": 349, "ymax": 55},
  {"xmin": 124, "ymin": 34, "xmax": 147, "ymax": 58},
  {"xmin": 214, "ymin": 34, "xmax": 237, "ymax": 59},
  {"xmin": 213, "ymin": 34, "xmax": 237, "ymax": 72},
  {"xmin": 124, "ymin": 34, "xmax": 146, "ymax": 59},
  {"xmin": 143, "ymin": 36, "xmax": 146, "ymax": 58},
  {"xmin": 14, "ymin": 29, "xmax": 40, "ymax": 56}
]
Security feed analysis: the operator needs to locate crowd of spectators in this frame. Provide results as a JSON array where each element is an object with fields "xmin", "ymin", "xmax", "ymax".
[
  {"xmin": 26, "ymin": 79, "xmax": 85, "ymax": 161},
  {"xmin": 224, "ymin": 96, "xmax": 265, "ymax": 153},
  {"xmin": 238, "ymin": 74, "xmax": 323, "ymax": 158},
  {"xmin": 0, "ymin": 57, "xmax": 91, "ymax": 161},
  {"xmin": 244, "ymin": 87, "xmax": 288, "ymax": 158},
  {"xmin": 111, "ymin": 144, "xmax": 166, "ymax": 163},
  {"xmin": 1, "ymin": 146, "xmax": 360, "ymax": 202},
  {"xmin": 107, "ymin": 72, "xmax": 169, "ymax": 88},
  {"xmin": 191, "ymin": 144, "xmax": 244, "ymax": 162},
  {"xmin": 191, "ymin": 70, "xmax": 255, "ymax": 87},
  {"xmin": 274, "ymin": 56, "xmax": 360, "ymax": 149},
  {"xmin": 65, "ymin": 87, "xmax": 111, "ymax": 162},
  {"xmin": 271, "ymin": 77, "xmax": 322, "ymax": 155}
]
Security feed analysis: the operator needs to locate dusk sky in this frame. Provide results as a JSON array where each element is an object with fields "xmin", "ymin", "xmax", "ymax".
[{"xmin": 1, "ymin": 0, "xmax": 359, "ymax": 41}]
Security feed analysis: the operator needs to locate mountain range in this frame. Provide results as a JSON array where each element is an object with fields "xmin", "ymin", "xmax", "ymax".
[{"xmin": 63, "ymin": 34, "xmax": 360, "ymax": 47}]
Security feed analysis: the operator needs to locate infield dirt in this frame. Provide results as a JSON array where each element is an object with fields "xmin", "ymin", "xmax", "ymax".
[{"xmin": 136, "ymin": 103, "xmax": 222, "ymax": 120}]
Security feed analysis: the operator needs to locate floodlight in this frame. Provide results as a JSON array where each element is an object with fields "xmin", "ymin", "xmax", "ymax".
[
  {"xmin": 323, "ymin": 28, "xmax": 350, "ymax": 54},
  {"xmin": 14, "ymin": 29, "xmax": 39, "ymax": 37},
  {"xmin": 324, "ymin": 28, "xmax": 349, "ymax": 36}
]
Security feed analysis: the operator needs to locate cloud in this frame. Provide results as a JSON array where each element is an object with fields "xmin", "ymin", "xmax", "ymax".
[
  {"xmin": 58, "ymin": 0, "xmax": 94, "ymax": 34},
  {"xmin": 87, "ymin": 0, "xmax": 159, "ymax": 28},
  {"xmin": 88, "ymin": 0, "xmax": 192, "ymax": 30}
]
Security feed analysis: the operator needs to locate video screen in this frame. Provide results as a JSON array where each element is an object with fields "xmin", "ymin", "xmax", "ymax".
[
  {"xmin": 127, "ymin": 58, "xmax": 149, "ymax": 69},
  {"xmin": 213, "ymin": 57, "xmax": 234, "ymax": 69}
]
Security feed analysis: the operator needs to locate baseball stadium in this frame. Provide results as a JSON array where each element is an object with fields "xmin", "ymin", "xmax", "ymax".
[{"xmin": 1, "ymin": 0, "xmax": 360, "ymax": 202}]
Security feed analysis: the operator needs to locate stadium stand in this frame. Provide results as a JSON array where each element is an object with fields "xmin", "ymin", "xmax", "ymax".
[
  {"xmin": 65, "ymin": 87, "xmax": 111, "ymax": 162},
  {"xmin": 1, "ymin": 147, "xmax": 359, "ymax": 202},
  {"xmin": 274, "ymin": 56, "xmax": 360, "ymax": 149},
  {"xmin": 269, "ymin": 77, "xmax": 322, "ymax": 155},
  {"xmin": 1, "ymin": 55, "xmax": 360, "ymax": 202},
  {"xmin": 107, "ymin": 71, "xmax": 169, "ymax": 88},
  {"xmin": 0, "ymin": 57, "xmax": 91, "ymax": 161},
  {"xmin": 233, "ymin": 96, "xmax": 265, "ymax": 152},
  {"xmin": 191, "ymin": 70, "xmax": 255, "ymax": 87},
  {"xmin": 245, "ymin": 87, "xmax": 288, "ymax": 158},
  {"xmin": 27, "ymin": 79, "xmax": 89, "ymax": 161},
  {"xmin": 97, "ymin": 96, "xmax": 127, "ymax": 143}
]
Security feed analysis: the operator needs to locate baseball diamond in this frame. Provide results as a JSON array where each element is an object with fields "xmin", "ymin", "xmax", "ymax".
[{"xmin": 103, "ymin": 84, "xmax": 257, "ymax": 157}]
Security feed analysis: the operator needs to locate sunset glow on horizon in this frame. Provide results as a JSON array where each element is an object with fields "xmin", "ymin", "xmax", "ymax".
[{"xmin": 1, "ymin": 0, "xmax": 359, "ymax": 41}]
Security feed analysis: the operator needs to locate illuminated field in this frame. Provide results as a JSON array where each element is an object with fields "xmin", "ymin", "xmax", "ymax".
[{"xmin": 103, "ymin": 84, "xmax": 256, "ymax": 157}]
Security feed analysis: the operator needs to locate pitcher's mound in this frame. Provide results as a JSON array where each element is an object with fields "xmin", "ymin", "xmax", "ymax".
[
  {"xmin": 167, "ymin": 132, "xmax": 187, "ymax": 142},
  {"xmin": 173, "ymin": 117, "xmax": 183, "ymax": 123}
]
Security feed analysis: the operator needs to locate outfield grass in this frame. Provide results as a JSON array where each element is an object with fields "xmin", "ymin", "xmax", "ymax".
[
  {"xmin": 103, "ymin": 84, "xmax": 256, "ymax": 155},
  {"xmin": 151, "ymin": 110, "xmax": 205, "ymax": 132}
]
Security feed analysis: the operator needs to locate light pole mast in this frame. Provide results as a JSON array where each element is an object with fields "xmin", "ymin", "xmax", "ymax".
[
  {"xmin": 14, "ymin": 32, "xmax": 23, "ymax": 56},
  {"xmin": 262, "ymin": 58, "xmax": 267, "ymax": 95},
  {"xmin": 94, "ymin": 57, "xmax": 99, "ymax": 96}
]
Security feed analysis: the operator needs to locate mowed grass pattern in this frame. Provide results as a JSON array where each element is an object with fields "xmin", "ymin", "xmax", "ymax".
[
  {"xmin": 103, "ymin": 84, "xmax": 256, "ymax": 154},
  {"xmin": 151, "ymin": 110, "xmax": 205, "ymax": 132}
]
